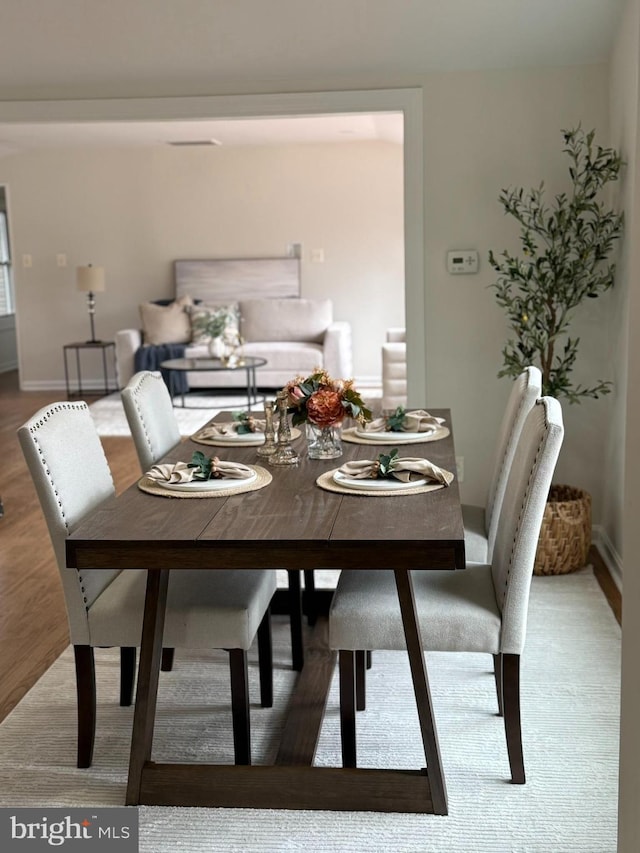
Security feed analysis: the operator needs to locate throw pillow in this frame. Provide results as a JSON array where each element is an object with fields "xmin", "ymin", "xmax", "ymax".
[
  {"xmin": 189, "ymin": 302, "xmax": 240, "ymax": 343},
  {"xmin": 139, "ymin": 294, "xmax": 193, "ymax": 346}
]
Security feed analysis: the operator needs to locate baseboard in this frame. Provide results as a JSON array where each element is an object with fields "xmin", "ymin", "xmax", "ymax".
[
  {"xmin": 19, "ymin": 379, "xmax": 112, "ymax": 393},
  {"xmin": 592, "ymin": 524, "xmax": 622, "ymax": 591}
]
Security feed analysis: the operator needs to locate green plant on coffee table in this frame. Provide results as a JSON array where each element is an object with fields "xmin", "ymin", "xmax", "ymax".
[{"xmin": 489, "ymin": 126, "xmax": 624, "ymax": 403}]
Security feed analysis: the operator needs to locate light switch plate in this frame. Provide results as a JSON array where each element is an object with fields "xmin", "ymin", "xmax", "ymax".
[{"xmin": 447, "ymin": 250, "xmax": 479, "ymax": 274}]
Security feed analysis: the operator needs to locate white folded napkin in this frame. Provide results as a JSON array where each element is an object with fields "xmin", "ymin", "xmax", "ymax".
[
  {"xmin": 197, "ymin": 418, "xmax": 266, "ymax": 439},
  {"xmin": 147, "ymin": 459, "xmax": 255, "ymax": 482},
  {"xmin": 338, "ymin": 456, "xmax": 454, "ymax": 486},
  {"xmin": 366, "ymin": 409, "xmax": 446, "ymax": 434}
]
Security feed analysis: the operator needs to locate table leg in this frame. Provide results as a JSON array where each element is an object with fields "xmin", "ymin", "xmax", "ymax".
[
  {"xmin": 101, "ymin": 347, "xmax": 109, "ymax": 395},
  {"xmin": 125, "ymin": 569, "xmax": 169, "ymax": 806},
  {"xmin": 246, "ymin": 365, "xmax": 256, "ymax": 411},
  {"xmin": 394, "ymin": 568, "xmax": 448, "ymax": 816},
  {"xmin": 75, "ymin": 348, "xmax": 83, "ymax": 396},
  {"xmin": 63, "ymin": 349, "xmax": 71, "ymax": 397},
  {"xmin": 287, "ymin": 570, "xmax": 304, "ymax": 671}
]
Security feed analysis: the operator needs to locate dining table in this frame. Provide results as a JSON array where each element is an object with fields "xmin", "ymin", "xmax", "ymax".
[{"xmin": 65, "ymin": 408, "xmax": 465, "ymax": 815}]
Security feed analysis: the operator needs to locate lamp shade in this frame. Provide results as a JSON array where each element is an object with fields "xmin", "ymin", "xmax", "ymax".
[{"xmin": 76, "ymin": 265, "xmax": 105, "ymax": 293}]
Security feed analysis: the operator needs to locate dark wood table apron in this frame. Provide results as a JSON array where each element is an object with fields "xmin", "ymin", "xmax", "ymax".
[{"xmin": 66, "ymin": 409, "xmax": 465, "ymax": 815}]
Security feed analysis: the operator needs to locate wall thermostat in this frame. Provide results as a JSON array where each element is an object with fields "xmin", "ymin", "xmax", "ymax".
[{"xmin": 447, "ymin": 250, "xmax": 479, "ymax": 274}]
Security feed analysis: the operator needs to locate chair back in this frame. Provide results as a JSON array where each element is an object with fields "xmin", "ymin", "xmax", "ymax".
[
  {"xmin": 18, "ymin": 402, "xmax": 120, "ymax": 643},
  {"xmin": 485, "ymin": 366, "xmax": 542, "ymax": 559},
  {"xmin": 491, "ymin": 396, "xmax": 564, "ymax": 654},
  {"xmin": 121, "ymin": 370, "xmax": 181, "ymax": 472}
]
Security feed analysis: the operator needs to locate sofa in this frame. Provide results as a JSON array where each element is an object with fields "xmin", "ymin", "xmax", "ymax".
[
  {"xmin": 381, "ymin": 327, "xmax": 407, "ymax": 411},
  {"xmin": 114, "ymin": 296, "xmax": 353, "ymax": 391}
]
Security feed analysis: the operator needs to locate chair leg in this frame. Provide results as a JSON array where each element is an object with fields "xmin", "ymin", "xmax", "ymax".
[
  {"xmin": 355, "ymin": 650, "xmax": 367, "ymax": 711},
  {"xmin": 74, "ymin": 645, "xmax": 96, "ymax": 769},
  {"xmin": 303, "ymin": 569, "xmax": 317, "ymax": 626},
  {"xmin": 120, "ymin": 647, "xmax": 136, "ymax": 707},
  {"xmin": 493, "ymin": 653, "xmax": 504, "ymax": 717},
  {"xmin": 287, "ymin": 570, "xmax": 304, "ymax": 671},
  {"xmin": 161, "ymin": 648, "xmax": 175, "ymax": 671},
  {"xmin": 257, "ymin": 610, "xmax": 274, "ymax": 709},
  {"xmin": 228, "ymin": 649, "xmax": 251, "ymax": 765},
  {"xmin": 339, "ymin": 650, "xmax": 357, "ymax": 768},
  {"xmin": 503, "ymin": 653, "xmax": 525, "ymax": 784}
]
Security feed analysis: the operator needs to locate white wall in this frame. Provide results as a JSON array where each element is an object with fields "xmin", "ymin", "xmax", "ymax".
[
  {"xmin": 611, "ymin": 1, "xmax": 640, "ymax": 849},
  {"xmin": 1, "ymin": 140, "xmax": 404, "ymax": 388},
  {"xmin": 2, "ymin": 63, "xmax": 617, "ymax": 517},
  {"xmin": 420, "ymin": 64, "xmax": 611, "ymax": 511}
]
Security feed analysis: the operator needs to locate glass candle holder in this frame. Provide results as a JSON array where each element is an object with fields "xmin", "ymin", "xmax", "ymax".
[
  {"xmin": 268, "ymin": 392, "xmax": 299, "ymax": 467},
  {"xmin": 256, "ymin": 400, "xmax": 278, "ymax": 457}
]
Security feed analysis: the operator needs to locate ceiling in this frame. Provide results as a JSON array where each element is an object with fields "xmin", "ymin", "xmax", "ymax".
[
  {"xmin": 0, "ymin": 113, "xmax": 404, "ymax": 155},
  {"xmin": 0, "ymin": 0, "xmax": 626, "ymax": 154}
]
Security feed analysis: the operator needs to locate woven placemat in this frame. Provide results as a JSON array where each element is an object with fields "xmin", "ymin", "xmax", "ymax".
[
  {"xmin": 342, "ymin": 426, "xmax": 450, "ymax": 446},
  {"xmin": 316, "ymin": 468, "xmax": 448, "ymax": 497},
  {"xmin": 191, "ymin": 427, "xmax": 302, "ymax": 448},
  {"xmin": 138, "ymin": 465, "xmax": 272, "ymax": 498}
]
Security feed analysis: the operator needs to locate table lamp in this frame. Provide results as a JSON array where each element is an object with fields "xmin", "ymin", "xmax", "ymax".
[{"xmin": 76, "ymin": 264, "xmax": 105, "ymax": 344}]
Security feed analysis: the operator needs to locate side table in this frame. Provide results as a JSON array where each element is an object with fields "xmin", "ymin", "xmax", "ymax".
[{"xmin": 63, "ymin": 341, "xmax": 118, "ymax": 397}]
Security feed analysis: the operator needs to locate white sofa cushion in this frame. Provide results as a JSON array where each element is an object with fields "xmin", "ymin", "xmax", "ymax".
[
  {"xmin": 139, "ymin": 294, "xmax": 193, "ymax": 345},
  {"xmin": 239, "ymin": 298, "xmax": 333, "ymax": 343}
]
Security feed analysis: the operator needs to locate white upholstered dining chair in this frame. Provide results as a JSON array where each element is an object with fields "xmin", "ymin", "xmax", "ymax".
[
  {"xmin": 463, "ymin": 365, "xmax": 542, "ymax": 563},
  {"xmin": 19, "ymin": 400, "xmax": 277, "ymax": 768},
  {"xmin": 121, "ymin": 369, "xmax": 181, "ymax": 473},
  {"xmin": 121, "ymin": 369, "xmax": 306, "ymax": 670},
  {"xmin": 329, "ymin": 396, "xmax": 564, "ymax": 783}
]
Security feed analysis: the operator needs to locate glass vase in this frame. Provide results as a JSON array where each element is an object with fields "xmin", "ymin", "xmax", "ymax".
[{"xmin": 306, "ymin": 422, "xmax": 343, "ymax": 460}]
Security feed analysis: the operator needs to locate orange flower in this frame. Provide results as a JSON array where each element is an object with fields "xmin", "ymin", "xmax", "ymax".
[{"xmin": 306, "ymin": 388, "xmax": 345, "ymax": 427}]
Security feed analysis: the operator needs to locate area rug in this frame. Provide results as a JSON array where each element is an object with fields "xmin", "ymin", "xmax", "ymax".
[
  {"xmin": 0, "ymin": 568, "xmax": 619, "ymax": 852},
  {"xmin": 89, "ymin": 392, "xmax": 257, "ymax": 436}
]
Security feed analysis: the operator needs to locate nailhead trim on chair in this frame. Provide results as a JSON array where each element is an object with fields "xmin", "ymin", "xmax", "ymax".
[
  {"xmin": 128, "ymin": 371, "xmax": 159, "ymax": 461},
  {"xmin": 27, "ymin": 401, "xmax": 114, "ymax": 612},
  {"xmin": 500, "ymin": 432, "xmax": 545, "ymax": 611},
  {"xmin": 28, "ymin": 402, "xmax": 91, "ymax": 535},
  {"xmin": 488, "ymin": 371, "xmax": 530, "ymax": 520}
]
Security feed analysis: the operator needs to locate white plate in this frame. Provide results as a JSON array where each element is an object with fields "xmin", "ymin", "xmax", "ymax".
[
  {"xmin": 199, "ymin": 430, "xmax": 265, "ymax": 442},
  {"xmin": 158, "ymin": 471, "xmax": 257, "ymax": 492},
  {"xmin": 355, "ymin": 428, "xmax": 423, "ymax": 441},
  {"xmin": 333, "ymin": 471, "xmax": 427, "ymax": 491}
]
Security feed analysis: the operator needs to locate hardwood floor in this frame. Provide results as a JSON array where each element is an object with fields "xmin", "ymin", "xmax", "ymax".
[
  {"xmin": 0, "ymin": 368, "xmax": 622, "ymax": 726},
  {"xmin": 0, "ymin": 370, "xmax": 139, "ymax": 722}
]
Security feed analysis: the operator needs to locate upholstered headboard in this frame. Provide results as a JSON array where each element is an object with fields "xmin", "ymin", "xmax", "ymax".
[{"xmin": 174, "ymin": 257, "xmax": 300, "ymax": 303}]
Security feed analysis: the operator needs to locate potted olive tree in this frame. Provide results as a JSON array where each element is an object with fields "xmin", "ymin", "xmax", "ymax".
[{"xmin": 488, "ymin": 126, "xmax": 624, "ymax": 573}]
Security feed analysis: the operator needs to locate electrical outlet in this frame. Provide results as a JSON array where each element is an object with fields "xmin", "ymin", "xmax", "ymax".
[
  {"xmin": 56, "ymin": 253, "xmax": 67, "ymax": 268},
  {"xmin": 456, "ymin": 455, "xmax": 464, "ymax": 483},
  {"xmin": 311, "ymin": 248, "xmax": 325, "ymax": 263},
  {"xmin": 22, "ymin": 254, "xmax": 32, "ymax": 268}
]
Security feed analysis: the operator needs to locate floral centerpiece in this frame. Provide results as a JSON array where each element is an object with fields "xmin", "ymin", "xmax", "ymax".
[{"xmin": 284, "ymin": 368, "xmax": 372, "ymax": 459}]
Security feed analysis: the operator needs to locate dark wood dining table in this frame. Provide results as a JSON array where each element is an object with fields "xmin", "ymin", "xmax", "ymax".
[{"xmin": 66, "ymin": 408, "xmax": 465, "ymax": 815}]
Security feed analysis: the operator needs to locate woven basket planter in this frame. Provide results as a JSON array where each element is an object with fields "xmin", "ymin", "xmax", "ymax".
[{"xmin": 533, "ymin": 484, "xmax": 592, "ymax": 576}]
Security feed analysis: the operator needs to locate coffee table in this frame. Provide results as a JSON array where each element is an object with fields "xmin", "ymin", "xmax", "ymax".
[{"xmin": 159, "ymin": 355, "xmax": 267, "ymax": 410}]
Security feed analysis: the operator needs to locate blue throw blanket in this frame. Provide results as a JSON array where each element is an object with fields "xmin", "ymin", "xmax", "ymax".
[{"xmin": 134, "ymin": 343, "xmax": 189, "ymax": 394}]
